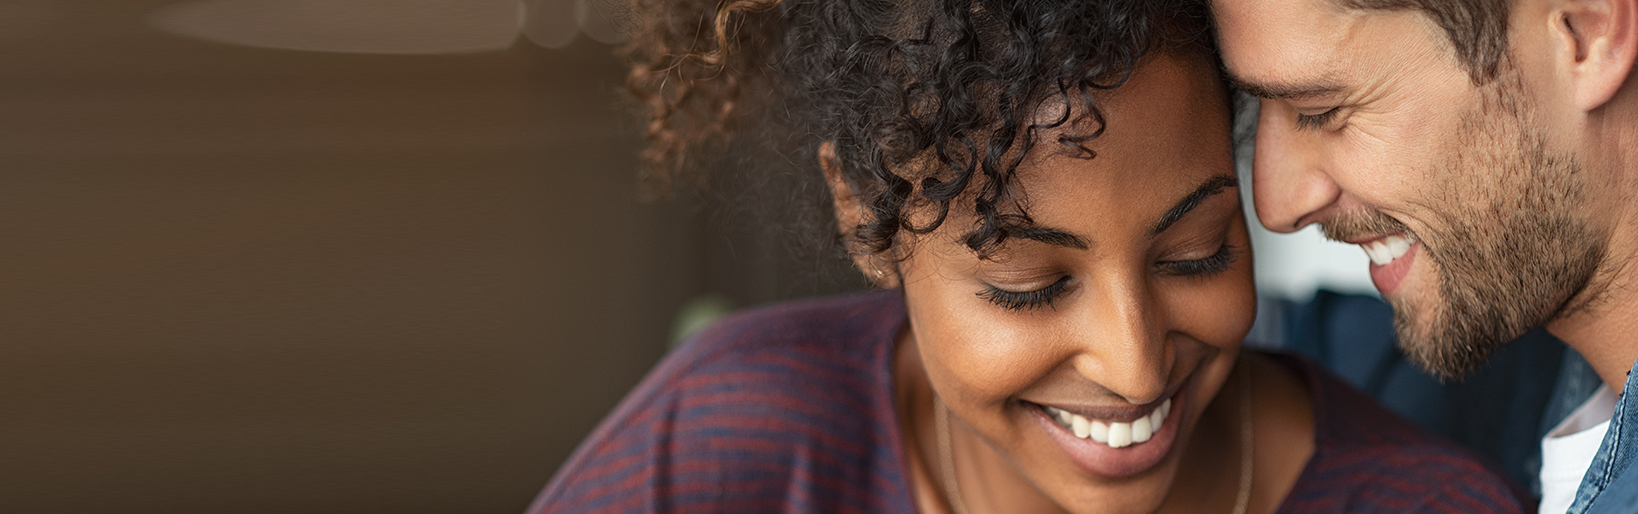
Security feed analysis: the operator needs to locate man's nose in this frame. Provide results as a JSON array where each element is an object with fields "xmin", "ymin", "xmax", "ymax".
[
  {"xmin": 1252, "ymin": 100, "xmax": 1342, "ymax": 233},
  {"xmin": 1069, "ymin": 278, "xmax": 1170, "ymax": 405}
]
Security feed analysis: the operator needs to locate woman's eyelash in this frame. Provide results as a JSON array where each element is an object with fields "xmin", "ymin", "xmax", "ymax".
[
  {"xmin": 1295, "ymin": 108, "xmax": 1341, "ymax": 131},
  {"xmin": 1159, "ymin": 244, "xmax": 1242, "ymax": 277},
  {"xmin": 978, "ymin": 245, "xmax": 1240, "ymax": 311},
  {"xmin": 978, "ymin": 276, "xmax": 1071, "ymax": 312}
]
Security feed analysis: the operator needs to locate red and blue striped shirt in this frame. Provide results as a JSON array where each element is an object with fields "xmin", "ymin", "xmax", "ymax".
[{"xmin": 531, "ymin": 292, "xmax": 1526, "ymax": 513}]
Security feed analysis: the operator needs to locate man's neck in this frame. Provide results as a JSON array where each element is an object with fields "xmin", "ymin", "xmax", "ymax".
[
  {"xmin": 1547, "ymin": 92, "xmax": 1638, "ymax": 393},
  {"xmin": 1550, "ymin": 302, "xmax": 1638, "ymax": 393}
]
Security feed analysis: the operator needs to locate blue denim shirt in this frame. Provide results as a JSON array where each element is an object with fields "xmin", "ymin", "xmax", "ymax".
[{"xmin": 1571, "ymin": 356, "xmax": 1638, "ymax": 514}]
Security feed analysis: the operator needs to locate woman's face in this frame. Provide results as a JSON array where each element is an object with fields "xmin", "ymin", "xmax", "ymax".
[{"xmin": 898, "ymin": 54, "xmax": 1253, "ymax": 512}]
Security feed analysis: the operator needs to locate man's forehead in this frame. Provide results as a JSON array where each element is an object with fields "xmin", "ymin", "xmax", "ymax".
[{"xmin": 1212, "ymin": 0, "xmax": 1363, "ymax": 95}]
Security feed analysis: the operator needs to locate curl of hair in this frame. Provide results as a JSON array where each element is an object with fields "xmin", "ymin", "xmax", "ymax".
[{"xmin": 625, "ymin": 0, "xmax": 1215, "ymax": 257}]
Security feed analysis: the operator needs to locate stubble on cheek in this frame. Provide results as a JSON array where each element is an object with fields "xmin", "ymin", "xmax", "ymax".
[{"xmin": 1388, "ymin": 66, "xmax": 1606, "ymax": 380}]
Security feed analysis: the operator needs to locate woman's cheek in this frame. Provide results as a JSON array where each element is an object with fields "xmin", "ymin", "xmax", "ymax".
[
  {"xmin": 952, "ymin": 314, "xmax": 1060, "ymax": 402},
  {"xmin": 1160, "ymin": 260, "xmax": 1256, "ymax": 350},
  {"xmin": 911, "ymin": 282, "xmax": 1062, "ymax": 407}
]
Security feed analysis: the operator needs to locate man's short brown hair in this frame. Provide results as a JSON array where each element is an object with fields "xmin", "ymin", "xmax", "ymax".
[{"xmin": 1339, "ymin": 0, "xmax": 1511, "ymax": 83}]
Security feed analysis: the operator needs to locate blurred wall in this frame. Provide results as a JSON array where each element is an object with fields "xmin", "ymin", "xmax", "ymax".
[{"xmin": 0, "ymin": 2, "xmax": 841, "ymax": 512}]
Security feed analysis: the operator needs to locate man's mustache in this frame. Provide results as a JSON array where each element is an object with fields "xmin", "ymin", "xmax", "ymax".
[{"xmin": 1319, "ymin": 210, "xmax": 1415, "ymax": 243}]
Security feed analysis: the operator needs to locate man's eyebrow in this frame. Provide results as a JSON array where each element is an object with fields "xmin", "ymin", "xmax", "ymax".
[
  {"xmin": 1227, "ymin": 74, "xmax": 1344, "ymax": 100},
  {"xmin": 1011, "ymin": 226, "xmax": 1089, "ymax": 250},
  {"xmin": 1149, "ymin": 175, "xmax": 1239, "ymax": 237}
]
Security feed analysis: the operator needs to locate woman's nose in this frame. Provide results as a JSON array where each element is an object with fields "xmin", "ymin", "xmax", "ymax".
[{"xmin": 1069, "ymin": 278, "xmax": 1171, "ymax": 405}]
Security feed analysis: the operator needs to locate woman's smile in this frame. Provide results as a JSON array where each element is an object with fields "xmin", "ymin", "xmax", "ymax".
[
  {"xmin": 1007, "ymin": 344, "xmax": 1212, "ymax": 480},
  {"xmin": 1027, "ymin": 383, "xmax": 1186, "ymax": 478}
]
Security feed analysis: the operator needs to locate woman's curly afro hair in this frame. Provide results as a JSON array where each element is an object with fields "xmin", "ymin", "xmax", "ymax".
[{"xmin": 625, "ymin": 0, "xmax": 1218, "ymax": 260}]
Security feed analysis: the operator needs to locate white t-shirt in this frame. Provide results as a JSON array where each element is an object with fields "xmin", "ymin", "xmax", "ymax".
[{"xmin": 1539, "ymin": 386, "xmax": 1617, "ymax": 514}]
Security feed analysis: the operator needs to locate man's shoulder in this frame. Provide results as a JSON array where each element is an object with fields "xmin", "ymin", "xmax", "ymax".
[
  {"xmin": 1584, "ymin": 462, "xmax": 1638, "ymax": 514},
  {"xmin": 1580, "ymin": 358, "xmax": 1638, "ymax": 514}
]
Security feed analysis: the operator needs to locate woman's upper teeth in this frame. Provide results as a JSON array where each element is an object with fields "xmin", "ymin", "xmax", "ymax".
[
  {"xmin": 1045, "ymin": 399, "xmax": 1170, "ymax": 449},
  {"xmin": 1362, "ymin": 234, "xmax": 1413, "ymax": 266}
]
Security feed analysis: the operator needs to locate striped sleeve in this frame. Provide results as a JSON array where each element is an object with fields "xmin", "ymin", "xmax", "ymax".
[
  {"xmin": 528, "ymin": 294, "xmax": 915, "ymax": 514},
  {"xmin": 1276, "ymin": 353, "xmax": 1530, "ymax": 514}
]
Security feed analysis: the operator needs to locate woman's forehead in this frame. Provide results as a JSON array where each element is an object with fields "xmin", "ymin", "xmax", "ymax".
[{"xmin": 988, "ymin": 58, "xmax": 1234, "ymax": 240}]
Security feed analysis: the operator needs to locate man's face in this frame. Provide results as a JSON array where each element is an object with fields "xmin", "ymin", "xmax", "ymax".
[{"xmin": 1213, "ymin": 0, "xmax": 1606, "ymax": 378}]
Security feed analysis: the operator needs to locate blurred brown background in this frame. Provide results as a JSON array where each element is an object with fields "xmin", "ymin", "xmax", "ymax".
[{"xmin": 0, "ymin": 1, "xmax": 858, "ymax": 512}]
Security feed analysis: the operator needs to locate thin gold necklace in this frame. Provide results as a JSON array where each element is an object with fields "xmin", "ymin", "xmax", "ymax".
[
  {"xmin": 935, "ymin": 358, "xmax": 1254, "ymax": 514},
  {"xmin": 934, "ymin": 396, "xmax": 972, "ymax": 514}
]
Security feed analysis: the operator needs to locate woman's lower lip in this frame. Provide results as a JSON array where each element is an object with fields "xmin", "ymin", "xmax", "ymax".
[{"xmin": 1029, "ymin": 390, "xmax": 1185, "ymax": 479}]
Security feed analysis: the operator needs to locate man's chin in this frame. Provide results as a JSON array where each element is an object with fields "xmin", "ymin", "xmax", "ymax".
[
  {"xmin": 1386, "ymin": 290, "xmax": 1523, "ymax": 381},
  {"xmin": 1385, "ymin": 297, "xmax": 1450, "ymax": 378}
]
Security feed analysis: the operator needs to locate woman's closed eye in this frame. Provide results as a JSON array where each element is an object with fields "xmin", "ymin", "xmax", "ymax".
[
  {"xmin": 978, "ymin": 276, "xmax": 1071, "ymax": 312},
  {"xmin": 1158, "ymin": 243, "xmax": 1241, "ymax": 277},
  {"xmin": 976, "ymin": 243, "xmax": 1241, "ymax": 312}
]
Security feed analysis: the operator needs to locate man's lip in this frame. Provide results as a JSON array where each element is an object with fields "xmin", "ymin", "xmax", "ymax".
[
  {"xmin": 1369, "ymin": 242, "xmax": 1418, "ymax": 295},
  {"xmin": 1339, "ymin": 233, "xmax": 1398, "ymax": 245},
  {"xmin": 1025, "ymin": 381, "xmax": 1187, "ymax": 423}
]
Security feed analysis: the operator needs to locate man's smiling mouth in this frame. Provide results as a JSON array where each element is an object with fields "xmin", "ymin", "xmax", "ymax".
[
  {"xmin": 1038, "ymin": 398, "xmax": 1173, "ymax": 449},
  {"xmin": 1359, "ymin": 232, "xmax": 1416, "ymax": 267}
]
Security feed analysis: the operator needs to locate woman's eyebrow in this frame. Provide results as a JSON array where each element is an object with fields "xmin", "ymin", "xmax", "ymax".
[
  {"xmin": 1148, "ymin": 174, "xmax": 1238, "ymax": 237},
  {"xmin": 1006, "ymin": 174, "xmax": 1237, "ymax": 250},
  {"xmin": 1011, "ymin": 226, "xmax": 1089, "ymax": 250}
]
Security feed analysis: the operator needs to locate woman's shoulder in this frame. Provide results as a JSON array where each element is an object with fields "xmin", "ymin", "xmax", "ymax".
[
  {"xmin": 643, "ymin": 291, "xmax": 909, "ymax": 438},
  {"xmin": 677, "ymin": 291, "xmax": 908, "ymax": 373},
  {"xmin": 529, "ymin": 291, "xmax": 914, "ymax": 514},
  {"xmin": 1266, "ymin": 352, "xmax": 1529, "ymax": 513},
  {"xmin": 608, "ymin": 291, "xmax": 907, "ymax": 422}
]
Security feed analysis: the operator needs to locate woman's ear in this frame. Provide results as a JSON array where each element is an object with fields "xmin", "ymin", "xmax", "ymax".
[
  {"xmin": 1555, "ymin": 0, "xmax": 1638, "ymax": 111},
  {"xmin": 820, "ymin": 142, "xmax": 900, "ymax": 288},
  {"xmin": 820, "ymin": 142, "xmax": 863, "ymax": 233}
]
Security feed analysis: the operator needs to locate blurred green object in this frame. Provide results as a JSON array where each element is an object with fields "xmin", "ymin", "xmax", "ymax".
[{"xmin": 671, "ymin": 295, "xmax": 736, "ymax": 348}]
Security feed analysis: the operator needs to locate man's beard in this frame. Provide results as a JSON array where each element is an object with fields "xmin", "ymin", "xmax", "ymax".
[{"xmin": 1321, "ymin": 66, "xmax": 1605, "ymax": 381}]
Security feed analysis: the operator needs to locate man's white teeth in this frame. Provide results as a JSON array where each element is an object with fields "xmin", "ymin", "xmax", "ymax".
[
  {"xmin": 1362, "ymin": 234, "xmax": 1413, "ymax": 266},
  {"xmin": 1044, "ymin": 398, "xmax": 1171, "ymax": 449}
]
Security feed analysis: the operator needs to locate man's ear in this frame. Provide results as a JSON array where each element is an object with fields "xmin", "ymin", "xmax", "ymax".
[
  {"xmin": 1555, "ymin": 0, "xmax": 1638, "ymax": 110},
  {"xmin": 820, "ymin": 142, "xmax": 899, "ymax": 288}
]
